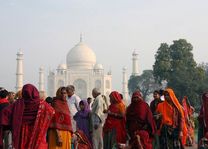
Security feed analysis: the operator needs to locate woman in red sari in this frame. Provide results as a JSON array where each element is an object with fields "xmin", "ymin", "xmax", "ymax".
[
  {"xmin": 103, "ymin": 91, "xmax": 127, "ymax": 149},
  {"xmin": 126, "ymin": 90, "xmax": 156, "ymax": 149},
  {"xmin": 74, "ymin": 130, "xmax": 92, "ymax": 149},
  {"xmin": 198, "ymin": 91, "xmax": 208, "ymax": 148},
  {"xmin": 0, "ymin": 84, "xmax": 55, "ymax": 149},
  {"xmin": 48, "ymin": 86, "xmax": 73, "ymax": 149}
]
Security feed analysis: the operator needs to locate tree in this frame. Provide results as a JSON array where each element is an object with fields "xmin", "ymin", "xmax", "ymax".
[
  {"xmin": 128, "ymin": 70, "xmax": 161, "ymax": 101},
  {"xmin": 153, "ymin": 43, "xmax": 171, "ymax": 83},
  {"xmin": 153, "ymin": 39, "xmax": 208, "ymax": 110}
]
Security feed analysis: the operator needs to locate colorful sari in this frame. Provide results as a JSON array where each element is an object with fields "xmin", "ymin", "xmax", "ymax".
[
  {"xmin": 103, "ymin": 91, "xmax": 127, "ymax": 149},
  {"xmin": 126, "ymin": 91, "xmax": 156, "ymax": 149},
  {"xmin": 198, "ymin": 91, "xmax": 208, "ymax": 147},
  {"xmin": 182, "ymin": 96, "xmax": 194, "ymax": 146},
  {"xmin": 73, "ymin": 100, "xmax": 91, "ymax": 143},
  {"xmin": 0, "ymin": 84, "xmax": 55, "ymax": 149},
  {"xmin": 74, "ymin": 130, "xmax": 92, "ymax": 149},
  {"xmin": 48, "ymin": 96, "xmax": 72, "ymax": 149},
  {"xmin": 156, "ymin": 88, "xmax": 184, "ymax": 149}
]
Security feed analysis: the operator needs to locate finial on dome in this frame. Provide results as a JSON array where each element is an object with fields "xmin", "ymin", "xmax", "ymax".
[{"xmin": 80, "ymin": 33, "xmax": 83, "ymax": 42}]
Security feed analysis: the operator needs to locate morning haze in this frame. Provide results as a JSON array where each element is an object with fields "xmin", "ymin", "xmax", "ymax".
[{"xmin": 0, "ymin": 0, "xmax": 208, "ymax": 92}]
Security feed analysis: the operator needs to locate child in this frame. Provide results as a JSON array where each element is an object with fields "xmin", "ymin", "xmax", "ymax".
[{"xmin": 73, "ymin": 100, "xmax": 91, "ymax": 143}]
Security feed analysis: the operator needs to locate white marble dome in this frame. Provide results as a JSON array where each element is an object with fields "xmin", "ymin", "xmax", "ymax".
[
  {"xmin": 57, "ymin": 64, "xmax": 67, "ymax": 70},
  {"xmin": 94, "ymin": 63, "xmax": 104, "ymax": 70},
  {"xmin": 66, "ymin": 41, "xmax": 96, "ymax": 69}
]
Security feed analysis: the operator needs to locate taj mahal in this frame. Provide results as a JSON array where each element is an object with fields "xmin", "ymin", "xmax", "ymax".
[
  {"xmin": 15, "ymin": 35, "xmax": 139, "ymax": 100},
  {"xmin": 47, "ymin": 36, "xmax": 112, "ymax": 99}
]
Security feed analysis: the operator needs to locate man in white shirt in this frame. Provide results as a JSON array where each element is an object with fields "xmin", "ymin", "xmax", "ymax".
[
  {"xmin": 91, "ymin": 88, "xmax": 105, "ymax": 149},
  {"xmin": 66, "ymin": 85, "xmax": 81, "ymax": 132}
]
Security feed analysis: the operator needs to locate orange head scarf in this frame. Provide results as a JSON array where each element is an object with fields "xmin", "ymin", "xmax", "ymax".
[{"xmin": 165, "ymin": 88, "xmax": 184, "ymax": 119}]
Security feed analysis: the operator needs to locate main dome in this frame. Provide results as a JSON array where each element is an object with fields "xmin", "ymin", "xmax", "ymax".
[{"xmin": 66, "ymin": 41, "xmax": 96, "ymax": 69}]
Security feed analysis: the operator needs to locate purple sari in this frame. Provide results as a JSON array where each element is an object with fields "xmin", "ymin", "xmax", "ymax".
[{"xmin": 73, "ymin": 100, "xmax": 91, "ymax": 142}]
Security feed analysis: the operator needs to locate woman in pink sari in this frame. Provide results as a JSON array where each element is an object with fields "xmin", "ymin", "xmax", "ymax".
[{"xmin": 0, "ymin": 84, "xmax": 55, "ymax": 149}]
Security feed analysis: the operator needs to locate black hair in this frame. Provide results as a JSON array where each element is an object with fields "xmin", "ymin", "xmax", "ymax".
[
  {"xmin": 159, "ymin": 89, "xmax": 164, "ymax": 96},
  {"xmin": 0, "ymin": 89, "xmax": 9, "ymax": 98},
  {"xmin": 45, "ymin": 96, "xmax": 53, "ymax": 104},
  {"xmin": 79, "ymin": 100, "xmax": 84, "ymax": 105},
  {"xmin": 153, "ymin": 90, "xmax": 160, "ymax": 95}
]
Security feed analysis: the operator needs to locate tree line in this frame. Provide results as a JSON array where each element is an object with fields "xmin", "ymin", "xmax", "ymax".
[{"xmin": 128, "ymin": 39, "xmax": 208, "ymax": 111}]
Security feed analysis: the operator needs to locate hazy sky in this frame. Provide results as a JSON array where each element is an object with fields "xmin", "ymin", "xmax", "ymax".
[{"xmin": 0, "ymin": 0, "xmax": 208, "ymax": 92}]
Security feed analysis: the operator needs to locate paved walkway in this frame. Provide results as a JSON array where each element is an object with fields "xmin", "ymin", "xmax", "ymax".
[{"xmin": 185, "ymin": 144, "xmax": 197, "ymax": 149}]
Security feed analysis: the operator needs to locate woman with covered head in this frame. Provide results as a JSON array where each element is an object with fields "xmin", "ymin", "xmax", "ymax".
[
  {"xmin": 73, "ymin": 99, "xmax": 91, "ymax": 143},
  {"xmin": 198, "ymin": 91, "xmax": 208, "ymax": 148},
  {"xmin": 103, "ymin": 91, "xmax": 126, "ymax": 149},
  {"xmin": 0, "ymin": 84, "xmax": 55, "ymax": 149},
  {"xmin": 48, "ymin": 86, "xmax": 73, "ymax": 149},
  {"xmin": 126, "ymin": 90, "xmax": 156, "ymax": 149},
  {"xmin": 156, "ymin": 88, "xmax": 184, "ymax": 149}
]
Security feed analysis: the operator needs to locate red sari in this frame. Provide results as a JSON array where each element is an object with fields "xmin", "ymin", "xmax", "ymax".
[
  {"xmin": 74, "ymin": 130, "xmax": 92, "ymax": 149},
  {"xmin": 126, "ymin": 91, "xmax": 156, "ymax": 149},
  {"xmin": 103, "ymin": 91, "xmax": 126, "ymax": 144},
  {"xmin": 0, "ymin": 84, "xmax": 55, "ymax": 149},
  {"xmin": 49, "ymin": 98, "xmax": 72, "ymax": 131}
]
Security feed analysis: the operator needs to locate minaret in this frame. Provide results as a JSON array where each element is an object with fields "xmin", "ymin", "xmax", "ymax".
[
  {"xmin": 122, "ymin": 67, "xmax": 129, "ymax": 100},
  {"xmin": 16, "ymin": 50, "xmax": 24, "ymax": 92},
  {"xmin": 132, "ymin": 50, "xmax": 139, "ymax": 76},
  {"xmin": 80, "ymin": 33, "xmax": 83, "ymax": 42},
  {"xmin": 39, "ymin": 66, "xmax": 45, "ymax": 91}
]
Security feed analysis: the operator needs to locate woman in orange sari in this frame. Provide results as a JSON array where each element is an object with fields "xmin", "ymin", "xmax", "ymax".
[
  {"xmin": 0, "ymin": 84, "xmax": 55, "ymax": 149},
  {"xmin": 181, "ymin": 96, "xmax": 194, "ymax": 146},
  {"xmin": 48, "ymin": 87, "xmax": 73, "ymax": 149},
  {"xmin": 103, "ymin": 91, "xmax": 127, "ymax": 149},
  {"xmin": 156, "ymin": 88, "xmax": 184, "ymax": 149}
]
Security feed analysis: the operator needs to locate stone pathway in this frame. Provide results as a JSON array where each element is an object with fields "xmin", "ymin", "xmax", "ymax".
[{"xmin": 185, "ymin": 144, "xmax": 197, "ymax": 149}]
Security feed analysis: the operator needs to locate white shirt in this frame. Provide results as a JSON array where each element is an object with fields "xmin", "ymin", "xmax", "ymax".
[{"xmin": 67, "ymin": 94, "xmax": 81, "ymax": 117}]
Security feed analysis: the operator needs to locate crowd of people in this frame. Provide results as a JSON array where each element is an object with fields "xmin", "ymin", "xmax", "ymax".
[{"xmin": 0, "ymin": 83, "xmax": 207, "ymax": 149}]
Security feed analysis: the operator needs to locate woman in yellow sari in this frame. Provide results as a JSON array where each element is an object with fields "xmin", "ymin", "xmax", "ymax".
[{"xmin": 48, "ymin": 87, "xmax": 73, "ymax": 149}]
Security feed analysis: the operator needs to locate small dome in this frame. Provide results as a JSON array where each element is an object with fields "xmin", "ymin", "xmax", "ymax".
[
  {"xmin": 94, "ymin": 63, "xmax": 103, "ymax": 70},
  {"xmin": 66, "ymin": 41, "xmax": 96, "ymax": 69},
  {"xmin": 57, "ymin": 64, "xmax": 67, "ymax": 70}
]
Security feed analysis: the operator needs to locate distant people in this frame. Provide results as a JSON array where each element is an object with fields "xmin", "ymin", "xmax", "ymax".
[
  {"xmin": 45, "ymin": 96, "xmax": 53, "ymax": 105},
  {"xmin": 198, "ymin": 91, "xmax": 208, "ymax": 148},
  {"xmin": 103, "ymin": 91, "xmax": 126, "ymax": 149},
  {"xmin": 126, "ymin": 90, "xmax": 156, "ymax": 149},
  {"xmin": 159, "ymin": 89, "xmax": 165, "ymax": 101},
  {"xmin": 0, "ymin": 84, "xmax": 55, "ymax": 149},
  {"xmin": 15, "ymin": 90, "xmax": 22, "ymax": 100},
  {"xmin": 0, "ymin": 88, "xmax": 9, "ymax": 111},
  {"xmin": 181, "ymin": 96, "xmax": 194, "ymax": 146},
  {"xmin": 48, "ymin": 87, "xmax": 72, "ymax": 149},
  {"xmin": 0, "ymin": 88, "xmax": 10, "ymax": 149},
  {"xmin": 102, "ymin": 95, "xmax": 109, "ymax": 109},
  {"xmin": 73, "ymin": 100, "xmax": 91, "ymax": 143},
  {"xmin": 87, "ymin": 97, "xmax": 93, "ymax": 110},
  {"xmin": 150, "ymin": 90, "xmax": 163, "ymax": 149},
  {"xmin": 91, "ymin": 88, "xmax": 105, "ymax": 149},
  {"xmin": 8, "ymin": 91, "xmax": 15, "ymax": 104},
  {"xmin": 66, "ymin": 85, "xmax": 81, "ymax": 132},
  {"xmin": 156, "ymin": 88, "xmax": 184, "ymax": 149}
]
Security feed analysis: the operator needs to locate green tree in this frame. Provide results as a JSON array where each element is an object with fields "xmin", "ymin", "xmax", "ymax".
[
  {"xmin": 128, "ymin": 70, "xmax": 161, "ymax": 100},
  {"xmin": 153, "ymin": 39, "xmax": 208, "ymax": 110},
  {"xmin": 153, "ymin": 43, "xmax": 171, "ymax": 83}
]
